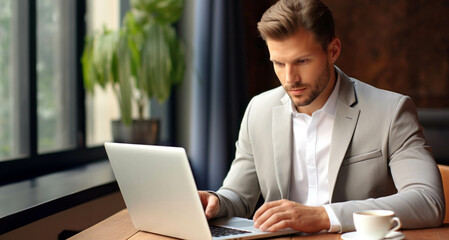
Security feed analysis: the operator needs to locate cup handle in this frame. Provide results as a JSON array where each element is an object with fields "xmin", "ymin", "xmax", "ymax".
[{"xmin": 389, "ymin": 217, "xmax": 401, "ymax": 232}]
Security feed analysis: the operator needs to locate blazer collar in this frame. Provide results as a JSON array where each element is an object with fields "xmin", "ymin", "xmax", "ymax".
[
  {"xmin": 272, "ymin": 94, "xmax": 292, "ymax": 199},
  {"xmin": 334, "ymin": 66, "xmax": 357, "ymax": 107},
  {"xmin": 328, "ymin": 67, "xmax": 360, "ymax": 201}
]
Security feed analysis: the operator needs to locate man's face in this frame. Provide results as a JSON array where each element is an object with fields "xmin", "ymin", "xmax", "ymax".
[{"xmin": 266, "ymin": 28, "xmax": 338, "ymax": 115}]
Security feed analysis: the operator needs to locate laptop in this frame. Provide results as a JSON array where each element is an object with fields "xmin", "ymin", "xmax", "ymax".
[{"xmin": 104, "ymin": 142, "xmax": 299, "ymax": 240}]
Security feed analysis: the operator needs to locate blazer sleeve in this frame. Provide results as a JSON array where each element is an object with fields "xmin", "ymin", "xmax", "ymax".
[
  {"xmin": 215, "ymin": 98, "xmax": 262, "ymax": 218},
  {"xmin": 328, "ymin": 96, "xmax": 445, "ymax": 232}
]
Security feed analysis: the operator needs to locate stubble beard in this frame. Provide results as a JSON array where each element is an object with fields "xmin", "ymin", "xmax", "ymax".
[{"xmin": 285, "ymin": 64, "xmax": 331, "ymax": 109}]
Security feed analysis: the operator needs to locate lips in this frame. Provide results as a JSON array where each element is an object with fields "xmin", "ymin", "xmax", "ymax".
[{"xmin": 289, "ymin": 87, "xmax": 306, "ymax": 95}]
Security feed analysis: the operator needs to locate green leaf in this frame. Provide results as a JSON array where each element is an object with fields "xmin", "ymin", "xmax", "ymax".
[
  {"xmin": 164, "ymin": 25, "xmax": 185, "ymax": 85},
  {"xmin": 146, "ymin": 23, "xmax": 173, "ymax": 102},
  {"xmin": 116, "ymin": 34, "xmax": 133, "ymax": 125},
  {"xmin": 131, "ymin": 0, "xmax": 185, "ymax": 24},
  {"xmin": 91, "ymin": 28, "xmax": 119, "ymax": 88},
  {"xmin": 81, "ymin": 35, "xmax": 95, "ymax": 94}
]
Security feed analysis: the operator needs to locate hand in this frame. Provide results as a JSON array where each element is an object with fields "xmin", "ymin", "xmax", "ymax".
[
  {"xmin": 253, "ymin": 199, "xmax": 330, "ymax": 233},
  {"xmin": 198, "ymin": 191, "xmax": 220, "ymax": 219}
]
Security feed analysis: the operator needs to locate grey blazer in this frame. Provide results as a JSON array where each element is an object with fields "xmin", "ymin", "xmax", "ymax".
[{"xmin": 215, "ymin": 67, "xmax": 445, "ymax": 232}]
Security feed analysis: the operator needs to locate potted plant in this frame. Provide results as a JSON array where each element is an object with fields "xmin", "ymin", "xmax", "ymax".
[{"xmin": 81, "ymin": 0, "xmax": 185, "ymax": 144}]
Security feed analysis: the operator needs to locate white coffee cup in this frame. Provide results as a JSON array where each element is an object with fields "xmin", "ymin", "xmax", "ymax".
[{"xmin": 353, "ymin": 210, "xmax": 401, "ymax": 240}]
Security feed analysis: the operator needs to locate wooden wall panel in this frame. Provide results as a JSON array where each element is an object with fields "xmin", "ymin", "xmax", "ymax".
[{"xmin": 242, "ymin": 0, "xmax": 449, "ymax": 108}]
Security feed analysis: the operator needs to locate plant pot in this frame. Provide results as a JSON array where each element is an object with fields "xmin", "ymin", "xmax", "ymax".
[{"xmin": 111, "ymin": 119, "xmax": 160, "ymax": 145}]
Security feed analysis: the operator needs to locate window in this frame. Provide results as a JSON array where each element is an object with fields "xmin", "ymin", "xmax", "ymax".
[
  {"xmin": 85, "ymin": 0, "xmax": 121, "ymax": 146},
  {"xmin": 0, "ymin": 0, "xmax": 173, "ymax": 185},
  {"xmin": 37, "ymin": 0, "xmax": 77, "ymax": 153},
  {"xmin": 0, "ymin": 0, "xmax": 108, "ymax": 185},
  {"xmin": 0, "ymin": 0, "xmax": 29, "ymax": 162}
]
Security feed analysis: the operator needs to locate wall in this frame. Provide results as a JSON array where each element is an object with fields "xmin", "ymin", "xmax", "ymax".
[
  {"xmin": 241, "ymin": 1, "xmax": 449, "ymax": 108},
  {"xmin": 239, "ymin": 0, "xmax": 449, "ymax": 163},
  {"xmin": 326, "ymin": 0, "xmax": 449, "ymax": 108}
]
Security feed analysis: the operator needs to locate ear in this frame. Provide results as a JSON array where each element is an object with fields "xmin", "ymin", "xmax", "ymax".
[{"xmin": 327, "ymin": 38, "xmax": 341, "ymax": 64}]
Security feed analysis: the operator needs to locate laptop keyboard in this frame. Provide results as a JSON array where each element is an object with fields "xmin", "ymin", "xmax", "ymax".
[{"xmin": 210, "ymin": 225, "xmax": 251, "ymax": 237}]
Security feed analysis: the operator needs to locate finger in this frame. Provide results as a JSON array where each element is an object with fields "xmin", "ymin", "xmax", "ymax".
[
  {"xmin": 267, "ymin": 219, "xmax": 290, "ymax": 232},
  {"xmin": 254, "ymin": 204, "xmax": 284, "ymax": 229},
  {"xmin": 205, "ymin": 195, "xmax": 219, "ymax": 219},
  {"xmin": 258, "ymin": 211, "xmax": 288, "ymax": 232},
  {"xmin": 198, "ymin": 191, "xmax": 215, "ymax": 206},
  {"xmin": 198, "ymin": 191, "xmax": 209, "ymax": 208},
  {"xmin": 253, "ymin": 200, "xmax": 281, "ymax": 222}
]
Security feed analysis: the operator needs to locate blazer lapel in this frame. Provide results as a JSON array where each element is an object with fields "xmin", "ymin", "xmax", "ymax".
[
  {"xmin": 272, "ymin": 94, "xmax": 292, "ymax": 199},
  {"xmin": 328, "ymin": 69, "xmax": 360, "ymax": 202}
]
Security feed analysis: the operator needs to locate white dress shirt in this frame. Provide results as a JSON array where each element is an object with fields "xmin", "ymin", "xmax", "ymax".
[{"xmin": 288, "ymin": 74, "xmax": 342, "ymax": 232}]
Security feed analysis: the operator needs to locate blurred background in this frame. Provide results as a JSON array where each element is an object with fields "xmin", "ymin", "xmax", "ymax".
[
  {"xmin": 1, "ymin": 1, "xmax": 448, "ymax": 239},
  {"xmin": 0, "ymin": 0, "xmax": 448, "ymax": 189}
]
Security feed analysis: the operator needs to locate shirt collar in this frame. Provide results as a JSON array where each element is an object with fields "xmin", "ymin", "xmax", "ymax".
[{"xmin": 290, "ymin": 70, "xmax": 341, "ymax": 117}]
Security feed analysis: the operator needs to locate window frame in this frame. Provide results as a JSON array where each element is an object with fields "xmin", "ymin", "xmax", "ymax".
[{"xmin": 0, "ymin": 0, "xmax": 107, "ymax": 185}]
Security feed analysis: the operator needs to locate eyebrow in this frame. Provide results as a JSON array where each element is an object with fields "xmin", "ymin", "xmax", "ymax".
[{"xmin": 270, "ymin": 54, "xmax": 313, "ymax": 63}]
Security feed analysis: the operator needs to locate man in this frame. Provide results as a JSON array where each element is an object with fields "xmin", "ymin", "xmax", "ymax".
[{"xmin": 199, "ymin": 0, "xmax": 445, "ymax": 233}]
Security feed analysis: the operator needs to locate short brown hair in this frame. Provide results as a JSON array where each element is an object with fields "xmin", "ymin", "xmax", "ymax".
[{"xmin": 257, "ymin": 0, "xmax": 335, "ymax": 51}]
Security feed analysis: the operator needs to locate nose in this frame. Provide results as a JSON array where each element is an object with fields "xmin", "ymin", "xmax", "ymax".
[{"xmin": 285, "ymin": 65, "xmax": 299, "ymax": 84}]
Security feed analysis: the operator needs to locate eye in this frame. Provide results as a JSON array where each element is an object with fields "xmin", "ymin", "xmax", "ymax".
[
  {"xmin": 273, "ymin": 61, "xmax": 285, "ymax": 67},
  {"xmin": 295, "ymin": 59, "xmax": 309, "ymax": 64}
]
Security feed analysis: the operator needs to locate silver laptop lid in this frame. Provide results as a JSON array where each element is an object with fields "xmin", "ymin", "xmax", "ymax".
[{"xmin": 105, "ymin": 142, "xmax": 211, "ymax": 240}]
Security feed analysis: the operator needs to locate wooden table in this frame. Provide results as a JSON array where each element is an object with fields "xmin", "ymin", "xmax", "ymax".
[{"xmin": 69, "ymin": 209, "xmax": 449, "ymax": 240}]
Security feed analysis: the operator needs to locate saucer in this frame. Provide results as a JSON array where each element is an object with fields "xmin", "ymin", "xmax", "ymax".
[{"xmin": 341, "ymin": 231, "xmax": 405, "ymax": 240}]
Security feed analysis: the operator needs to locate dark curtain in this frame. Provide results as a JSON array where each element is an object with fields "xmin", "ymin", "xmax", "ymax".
[{"xmin": 189, "ymin": 0, "xmax": 248, "ymax": 190}]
